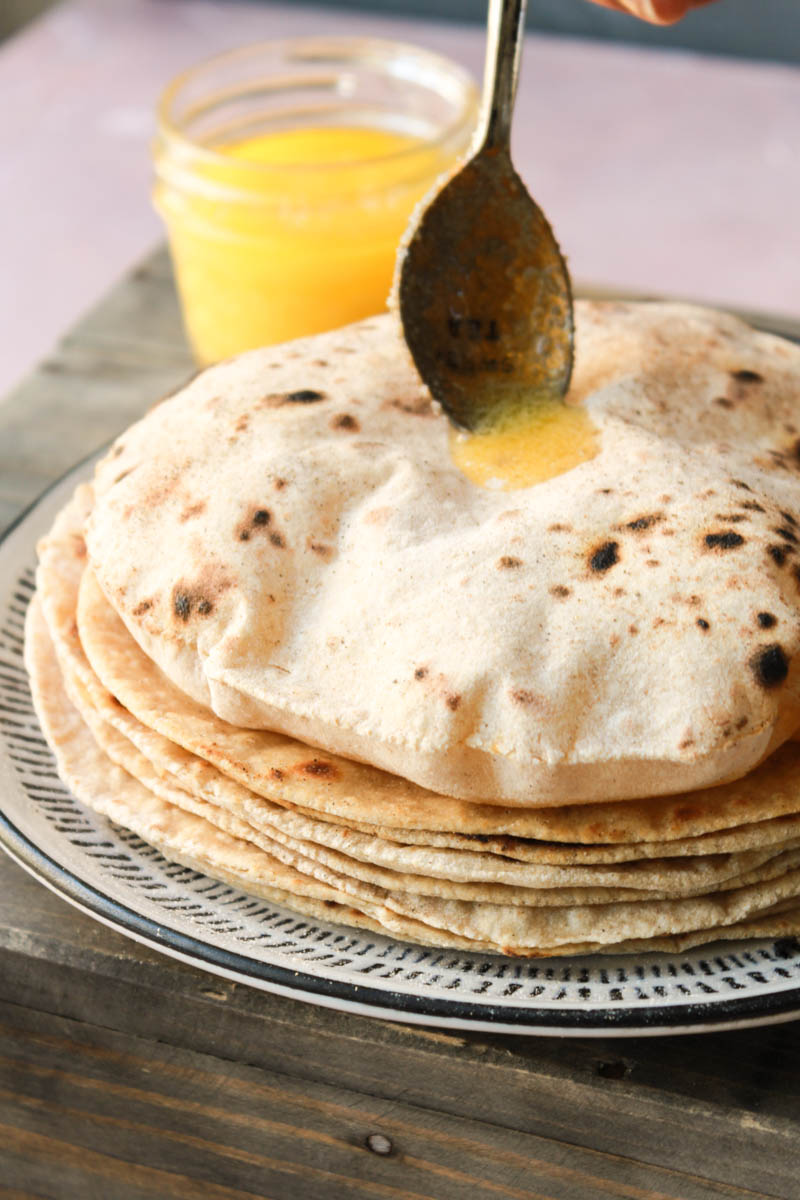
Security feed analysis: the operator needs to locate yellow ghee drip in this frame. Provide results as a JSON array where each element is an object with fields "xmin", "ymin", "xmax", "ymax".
[{"xmin": 450, "ymin": 398, "xmax": 598, "ymax": 490}]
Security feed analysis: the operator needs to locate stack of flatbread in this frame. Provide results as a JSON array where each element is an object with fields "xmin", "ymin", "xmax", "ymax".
[{"xmin": 25, "ymin": 301, "xmax": 800, "ymax": 956}]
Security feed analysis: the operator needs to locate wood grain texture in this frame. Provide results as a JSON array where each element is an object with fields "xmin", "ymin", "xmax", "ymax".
[
  {"xmin": 0, "ymin": 1000, "xmax": 784, "ymax": 1200},
  {"xmin": 2, "ymin": 251, "xmax": 800, "ymax": 1198},
  {"xmin": 0, "ymin": 251, "xmax": 191, "ymax": 535}
]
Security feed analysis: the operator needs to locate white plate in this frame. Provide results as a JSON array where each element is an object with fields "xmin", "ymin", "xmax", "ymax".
[{"xmin": 3, "ymin": 457, "xmax": 800, "ymax": 1036}]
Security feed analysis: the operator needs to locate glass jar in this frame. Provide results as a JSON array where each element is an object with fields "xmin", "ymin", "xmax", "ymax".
[{"xmin": 153, "ymin": 37, "xmax": 478, "ymax": 364}]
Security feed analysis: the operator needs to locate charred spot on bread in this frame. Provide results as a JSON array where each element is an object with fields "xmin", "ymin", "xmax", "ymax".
[
  {"xmin": 624, "ymin": 514, "xmax": 663, "ymax": 533},
  {"xmin": 170, "ymin": 571, "xmax": 230, "ymax": 623},
  {"xmin": 589, "ymin": 541, "xmax": 619, "ymax": 573},
  {"xmin": 287, "ymin": 389, "xmax": 325, "ymax": 403},
  {"xmin": 704, "ymin": 531, "xmax": 745, "ymax": 551},
  {"xmin": 173, "ymin": 591, "xmax": 191, "ymax": 621},
  {"xmin": 172, "ymin": 589, "xmax": 214, "ymax": 620},
  {"xmin": 297, "ymin": 759, "xmax": 338, "ymax": 778},
  {"xmin": 331, "ymin": 413, "xmax": 361, "ymax": 432},
  {"xmin": 749, "ymin": 644, "xmax": 789, "ymax": 689}
]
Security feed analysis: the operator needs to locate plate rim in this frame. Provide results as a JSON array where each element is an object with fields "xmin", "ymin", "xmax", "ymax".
[
  {"xmin": 4, "ymin": 455, "xmax": 800, "ymax": 1036},
  {"xmin": 4, "ymin": 801, "xmax": 800, "ymax": 1036}
]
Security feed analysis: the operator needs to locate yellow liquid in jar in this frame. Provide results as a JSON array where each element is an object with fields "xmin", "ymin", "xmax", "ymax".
[
  {"xmin": 450, "ymin": 397, "xmax": 598, "ymax": 490},
  {"xmin": 156, "ymin": 126, "xmax": 451, "ymax": 363}
]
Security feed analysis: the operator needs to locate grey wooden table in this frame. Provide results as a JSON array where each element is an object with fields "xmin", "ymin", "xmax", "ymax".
[{"xmin": 2, "ymin": 251, "xmax": 800, "ymax": 1200}]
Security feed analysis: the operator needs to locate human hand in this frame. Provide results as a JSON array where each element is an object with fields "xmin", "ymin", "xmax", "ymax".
[{"xmin": 589, "ymin": 0, "xmax": 718, "ymax": 24}]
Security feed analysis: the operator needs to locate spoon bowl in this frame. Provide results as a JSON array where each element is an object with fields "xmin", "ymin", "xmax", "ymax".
[{"xmin": 396, "ymin": 0, "xmax": 573, "ymax": 432}]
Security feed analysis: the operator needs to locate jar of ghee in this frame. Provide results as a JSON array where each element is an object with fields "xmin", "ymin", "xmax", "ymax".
[{"xmin": 153, "ymin": 38, "xmax": 478, "ymax": 363}]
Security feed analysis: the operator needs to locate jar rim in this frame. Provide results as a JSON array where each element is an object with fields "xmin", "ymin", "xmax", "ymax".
[{"xmin": 156, "ymin": 36, "xmax": 479, "ymax": 174}]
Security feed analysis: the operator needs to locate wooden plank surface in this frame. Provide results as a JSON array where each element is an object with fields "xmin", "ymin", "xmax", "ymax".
[
  {"xmin": 2, "ymin": 998, "xmax": 782, "ymax": 1200},
  {"xmin": 0, "ymin": 252, "xmax": 192, "ymax": 535},
  {"xmin": 2, "ymin": 852, "xmax": 800, "ymax": 1197},
  {"xmin": 3, "ymin": 251, "xmax": 800, "ymax": 1198}
]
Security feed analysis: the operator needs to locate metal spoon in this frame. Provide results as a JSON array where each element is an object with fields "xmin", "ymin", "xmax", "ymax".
[{"xmin": 396, "ymin": 0, "xmax": 573, "ymax": 432}]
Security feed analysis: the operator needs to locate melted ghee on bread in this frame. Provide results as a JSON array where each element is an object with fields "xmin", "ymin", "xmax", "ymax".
[{"xmin": 450, "ymin": 395, "xmax": 597, "ymax": 489}]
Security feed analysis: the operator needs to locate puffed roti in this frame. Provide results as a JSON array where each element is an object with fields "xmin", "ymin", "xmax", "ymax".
[
  {"xmin": 37, "ymin": 490, "xmax": 800, "ymax": 853},
  {"xmin": 85, "ymin": 303, "xmax": 800, "ymax": 803}
]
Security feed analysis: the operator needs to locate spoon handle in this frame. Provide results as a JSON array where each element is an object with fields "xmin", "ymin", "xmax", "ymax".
[{"xmin": 479, "ymin": 0, "xmax": 529, "ymax": 152}]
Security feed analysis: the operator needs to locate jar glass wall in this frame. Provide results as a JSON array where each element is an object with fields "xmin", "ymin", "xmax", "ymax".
[{"xmin": 153, "ymin": 38, "xmax": 478, "ymax": 363}]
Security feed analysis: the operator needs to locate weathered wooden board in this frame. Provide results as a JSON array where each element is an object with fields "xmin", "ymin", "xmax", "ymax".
[
  {"xmin": 2, "ymin": 250, "xmax": 800, "ymax": 1199},
  {"xmin": 0, "ymin": 251, "xmax": 192, "ymax": 535}
]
